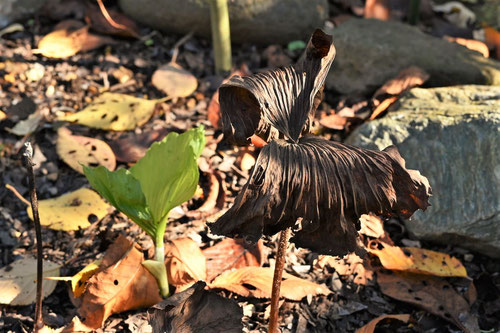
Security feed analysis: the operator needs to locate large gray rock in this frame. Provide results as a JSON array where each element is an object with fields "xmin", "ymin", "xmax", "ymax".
[
  {"xmin": 326, "ymin": 19, "xmax": 500, "ymax": 96},
  {"xmin": 346, "ymin": 85, "xmax": 500, "ymax": 257},
  {"xmin": 118, "ymin": 0, "xmax": 328, "ymax": 45}
]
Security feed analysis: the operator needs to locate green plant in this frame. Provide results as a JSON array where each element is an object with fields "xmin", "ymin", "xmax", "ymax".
[
  {"xmin": 83, "ymin": 127, "xmax": 205, "ymax": 297},
  {"xmin": 209, "ymin": 0, "xmax": 232, "ymax": 74}
]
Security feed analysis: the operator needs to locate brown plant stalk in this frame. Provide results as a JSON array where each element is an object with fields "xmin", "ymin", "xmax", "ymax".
[
  {"xmin": 22, "ymin": 142, "xmax": 44, "ymax": 332},
  {"xmin": 269, "ymin": 228, "xmax": 290, "ymax": 333}
]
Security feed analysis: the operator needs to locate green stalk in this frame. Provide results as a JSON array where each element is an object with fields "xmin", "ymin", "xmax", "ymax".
[
  {"xmin": 142, "ymin": 215, "xmax": 170, "ymax": 297},
  {"xmin": 209, "ymin": 0, "xmax": 232, "ymax": 74},
  {"xmin": 408, "ymin": 0, "xmax": 420, "ymax": 25}
]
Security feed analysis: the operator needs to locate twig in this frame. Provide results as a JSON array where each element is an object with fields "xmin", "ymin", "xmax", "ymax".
[
  {"xmin": 5, "ymin": 184, "xmax": 31, "ymax": 206},
  {"xmin": 170, "ymin": 31, "xmax": 194, "ymax": 65},
  {"xmin": 96, "ymin": 0, "xmax": 128, "ymax": 31},
  {"xmin": 22, "ymin": 143, "xmax": 44, "ymax": 332},
  {"xmin": 268, "ymin": 228, "xmax": 290, "ymax": 333}
]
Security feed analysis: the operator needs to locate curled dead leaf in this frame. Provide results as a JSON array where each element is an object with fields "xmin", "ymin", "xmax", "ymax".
[
  {"xmin": 203, "ymin": 238, "xmax": 264, "ymax": 282},
  {"xmin": 445, "ymin": 36, "xmax": 489, "ymax": 58},
  {"xmin": 377, "ymin": 271, "xmax": 479, "ymax": 333},
  {"xmin": 209, "ymin": 267, "xmax": 330, "ymax": 301},
  {"xmin": 369, "ymin": 243, "xmax": 467, "ymax": 277},
  {"xmin": 70, "ymin": 235, "xmax": 162, "ymax": 330},
  {"xmin": 316, "ymin": 253, "xmax": 373, "ymax": 286},
  {"xmin": 148, "ymin": 281, "xmax": 243, "ymax": 333},
  {"xmin": 56, "ymin": 127, "xmax": 116, "ymax": 174},
  {"xmin": 85, "ymin": 2, "xmax": 140, "ymax": 38},
  {"xmin": 165, "ymin": 238, "xmax": 207, "ymax": 291}
]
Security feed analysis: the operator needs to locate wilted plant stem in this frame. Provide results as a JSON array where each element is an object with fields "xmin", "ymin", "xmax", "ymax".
[
  {"xmin": 22, "ymin": 143, "xmax": 44, "ymax": 332},
  {"xmin": 209, "ymin": 0, "xmax": 232, "ymax": 74},
  {"xmin": 269, "ymin": 228, "xmax": 290, "ymax": 333}
]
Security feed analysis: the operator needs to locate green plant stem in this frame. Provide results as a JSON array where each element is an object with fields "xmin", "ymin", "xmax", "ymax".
[
  {"xmin": 22, "ymin": 142, "xmax": 44, "ymax": 332},
  {"xmin": 209, "ymin": 0, "xmax": 232, "ymax": 74},
  {"xmin": 154, "ymin": 244, "xmax": 169, "ymax": 297},
  {"xmin": 268, "ymin": 228, "xmax": 290, "ymax": 333},
  {"xmin": 408, "ymin": 0, "xmax": 420, "ymax": 25}
]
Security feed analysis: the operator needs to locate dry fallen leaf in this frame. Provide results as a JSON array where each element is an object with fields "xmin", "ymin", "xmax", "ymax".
[
  {"xmin": 319, "ymin": 113, "xmax": 349, "ymax": 130},
  {"xmin": 27, "ymin": 188, "xmax": 110, "ymax": 231},
  {"xmin": 203, "ymin": 238, "xmax": 264, "ymax": 282},
  {"xmin": 484, "ymin": 25, "xmax": 500, "ymax": 59},
  {"xmin": 364, "ymin": 0, "xmax": 390, "ymax": 20},
  {"xmin": 209, "ymin": 267, "xmax": 330, "ymax": 300},
  {"xmin": 445, "ymin": 36, "xmax": 489, "ymax": 58},
  {"xmin": 238, "ymin": 150, "xmax": 256, "ymax": 172},
  {"xmin": 316, "ymin": 253, "xmax": 373, "ymax": 285},
  {"xmin": 5, "ymin": 111, "xmax": 43, "ymax": 136},
  {"xmin": 0, "ymin": 256, "xmax": 60, "ymax": 306},
  {"xmin": 377, "ymin": 271, "xmax": 479, "ymax": 333},
  {"xmin": 85, "ymin": 2, "xmax": 140, "ymax": 38},
  {"xmin": 57, "ymin": 93, "xmax": 168, "ymax": 131},
  {"xmin": 108, "ymin": 128, "xmax": 168, "ymax": 163},
  {"xmin": 56, "ymin": 127, "xmax": 116, "ymax": 174},
  {"xmin": 70, "ymin": 235, "xmax": 162, "ymax": 330},
  {"xmin": 359, "ymin": 214, "xmax": 386, "ymax": 239},
  {"xmin": 148, "ymin": 281, "xmax": 243, "ymax": 333},
  {"xmin": 48, "ymin": 259, "xmax": 102, "ymax": 298},
  {"xmin": 369, "ymin": 243, "xmax": 467, "ymax": 277},
  {"xmin": 0, "ymin": 110, "xmax": 6, "ymax": 121},
  {"xmin": 356, "ymin": 314, "xmax": 410, "ymax": 333},
  {"xmin": 152, "ymin": 62, "xmax": 197, "ymax": 98},
  {"xmin": 165, "ymin": 238, "xmax": 207, "ymax": 291}
]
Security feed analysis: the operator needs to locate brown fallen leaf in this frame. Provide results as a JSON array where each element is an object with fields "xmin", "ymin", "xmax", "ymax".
[
  {"xmin": 377, "ymin": 271, "xmax": 479, "ymax": 333},
  {"xmin": 356, "ymin": 314, "xmax": 410, "ymax": 333},
  {"xmin": 108, "ymin": 128, "xmax": 168, "ymax": 163},
  {"xmin": 165, "ymin": 238, "xmax": 207, "ymax": 292},
  {"xmin": 359, "ymin": 214, "xmax": 386, "ymax": 239},
  {"xmin": 316, "ymin": 253, "xmax": 373, "ymax": 286},
  {"xmin": 209, "ymin": 267, "xmax": 330, "ymax": 300},
  {"xmin": 319, "ymin": 113, "xmax": 348, "ymax": 130},
  {"xmin": 484, "ymin": 25, "xmax": 500, "ymax": 60},
  {"xmin": 148, "ymin": 281, "xmax": 243, "ymax": 333},
  {"xmin": 203, "ymin": 238, "xmax": 264, "ymax": 282},
  {"xmin": 364, "ymin": 0, "xmax": 390, "ymax": 20},
  {"xmin": 152, "ymin": 62, "xmax": 197, "ymax": 98},
  {"xmin": 56, "ymin": 127, "xmax": 116, "ymax": 174},
  {"xmin": 85, "ymin": 2, "xmax": 140, "ymax": 38},
  {"xmin": 369, "ymin": 242, "xmax": 467, "ymax": 277},
  {"xmin": 207, "ymin": 64, "xmax": 252, "ymax": 130},
  {"xmin": 68, "ymin": 235, "xmax": 162, "ymax": 330},
  {"xmin": 445, "ymin": 36, "xmax": 489, "ymax": 58}
]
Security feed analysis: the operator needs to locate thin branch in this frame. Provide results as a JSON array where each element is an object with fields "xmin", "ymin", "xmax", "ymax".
[
  {"xmin": 5, "ymin": 184, "xmax": 31, "ymax": 206},
  {"xmin": 22, "ymin": 142, "xmax": 44, "ymax": 332},
  {"xmin": 170, "ymin": 31, "xmax": 194, "ymax": 65},
  {"xmin": 96, "ymin": 0, "xmax": 128, "ymax": 31},
  {"xmin": 268, "ymin": 228, "xmax": 290, "ymax": 333}
]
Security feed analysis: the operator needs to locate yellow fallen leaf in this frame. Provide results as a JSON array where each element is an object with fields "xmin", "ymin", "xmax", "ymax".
[
  {"xmin": 0, "ymin": 256, "xmax": 60, "ymax": 305},
  {"xmin": 34, "ymin": 28, "xmax": 82, "ymax": 58},
  {"xmin": 27, "ymin": 188, "xmax": 110, "ymax": 231},
  {"xmin": 152, "ymin": 62, "xmax": 198, "ymax": 98},
  {"xmin": 0, "ymin": 110, "xmax": 6, "ymax": 121},
  {"xmin": 209, "ymin": 267, "xmax": 331, "ymax": 301},
  {"xmin": 47, "ymin": 259, "xmax": 102, "ymax": 298},
  {"xmin": 369, "ymin": 242, "xmax": 467, "ymax": 277},
  {"xmin": 56, "ymin": 127, "xmax": 116, "ymax": 174},
  {"xmin": 57, "ymin": 93, "xmax": 168, "ymax": 131}
]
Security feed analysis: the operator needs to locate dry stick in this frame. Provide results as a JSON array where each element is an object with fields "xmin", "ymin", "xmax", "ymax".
[
  {"xmin": 170, "ymin": 31, "xmax": 194, "ymax": 65},
  {"xmin": 96, "ymin": 0, "xmax": 128, "ymax": 31},
  {"xmin": 22, "ymin": 143, "xmax": 44, "ymax": 332},
  {"xmin": 268, "ymin": 228, "xmax": 290, "ymax": 333}
]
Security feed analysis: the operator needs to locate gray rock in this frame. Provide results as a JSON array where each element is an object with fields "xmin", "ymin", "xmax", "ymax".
[
  {"xmin": 326, "ymin": 19, "xmax": 500, "ymax": 96},
  {"xmin": 0, "ymin": 0, "xmax": 47, "ymax": 28},
  {"xmin": 346, "ymin": 85, "xmax": 500, "ymax": 257},
  {"xmin": 118, "ymin": 0, "xmax": 328, "ymax": 45}
]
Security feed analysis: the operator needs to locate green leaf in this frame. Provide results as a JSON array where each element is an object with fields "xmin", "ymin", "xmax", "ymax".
[
  {"xmin": 83, "ymin": 165, "xmax": 155, "ymax": 237},
  {"xmin": 130, "ymin": 127, "xmax": 205, "ymax": 224}
]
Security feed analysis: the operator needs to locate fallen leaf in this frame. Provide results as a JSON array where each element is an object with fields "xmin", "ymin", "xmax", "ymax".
[
  {"xmin": 165, "ymin": 238, "xmax": 207, "ymax": 291},
  {"xmin": 72, "ymin": 235, "xmax": 162, "ymax": 330},
  {"xmin": 238, "ymin": 150, "xmax": 256, "ymax": 172},
  {"xmin": 203, "ymin": 238, "xmax": 264, "ymax": 282},
  {"xmin": 364, "ymin": 0, "xmax": 390, "ymax": 20},
  {"xmin": 152, "ymin": 62, "xmax": 197, "ymax": 98},
  {"xmin": 0, "ymin": 256, "xmax": 60, "ymax": 305},
  {"xmin": 373, "ymin": 67, "xmax": 430, "ymax": 100},
  {"xmin": 48, "ymin": 260, "xmax": 102, "ymax": 298},
  {"xmin": 369, "ymin": 96, "xmax": 398, "ymax": 120},
  {"xmin": 319, "ymin": 113, "xmax": 348, "ymax": 130},
  {"xmin": 27, "ymin": 188, "xmax": 110, "ymax": 231},
  {"xmin": 108, "ymin": 128, "xmax": 168, "ymax": 163},
  {"xmin": 356, "ymin": 314, "xmax": 410, "ymax": 333},
  {"xmin": 57, "ymin": 93, "xmax": 168, "ymax": 131},
  {"xmin": 445, "ymin": 36, "xmax": 489, "ymax": 57},
  {"xmin": 377, "ymin": 271, "xmax": 479, "ymax": 333},
  {"xmin": 262, "ymin": 45, "xmax": 292, "ymax": 68},
  {"xmin": 209, "ymin": 267, "xmax": 330, "ymax": 300},
  {"xmin": 33, "ymin": 20, "xmax": 114, "ymax": 58},
  {"xmin": 0, "ymin": 110, "xmax": 6, "ymax": 121},
  {"xmin": 56, "ymin": 127, "xmax": 116, "ymax": 174},
  {"xmin": 148, "ymin": 281, "xmax": 243, "ymax": 333},
  {"xmin": 359, "ymin": 214, "xmax": 386, "ymax": 239},
  {"xmin": 5, "ymin": 112, "xmax": 43, "ymax": 136},
  {"xmin": 195, "ymin": 172, "xmax": 219, "ymax": 212},
  {"xmin": 369, "ymin": 243, "xmax": 467, "ymax": 277},
  {"xmin": 484, "ymin": 25, "xmax": 500, "ymax": 59},
  {"xmin": 207, "ymin": 65, "xmax": 252, "ymax": 130},
  {"xmin": 316, "ymin": 253, "xmax": 373, "ymax": 285},
  {"xmin": 85, "ymin": 2, "xmax": 140, "ymax": 38}
]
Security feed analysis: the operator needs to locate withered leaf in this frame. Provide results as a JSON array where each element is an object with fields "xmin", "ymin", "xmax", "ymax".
[
  {"xmin": 219, "ymin": 29, "xmax": 335, "ymax": 145},
  {"xmin": 148, "ymin": 281, "xmax": 243, "ymax": 333},
  {"xmin": 211, "ymin": 137, "xmax": 431, "ymax": 256}
]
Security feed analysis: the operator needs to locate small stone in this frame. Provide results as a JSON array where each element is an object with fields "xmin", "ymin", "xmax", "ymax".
[{"xmin": 464, "ymin": 254, "xmax": 474, "ymax": 262}]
